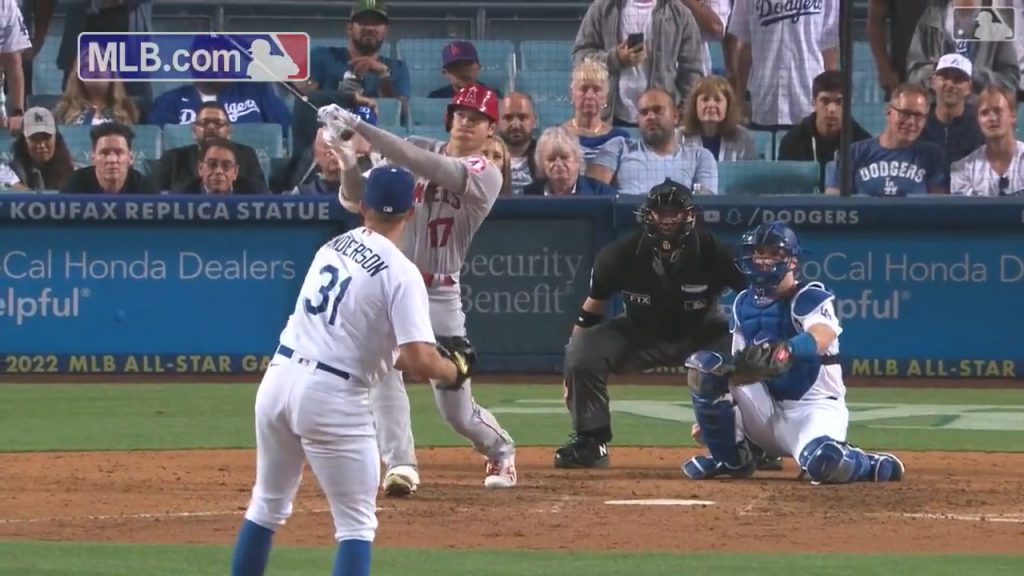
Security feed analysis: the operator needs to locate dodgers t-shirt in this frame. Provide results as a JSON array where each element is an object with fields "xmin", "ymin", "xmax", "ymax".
[{"xmin": 825, "ymin": 137, "xmax": 947, "ymax": 196}]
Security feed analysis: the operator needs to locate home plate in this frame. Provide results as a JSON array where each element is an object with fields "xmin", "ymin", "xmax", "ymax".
[{"xmin": 605, "ymin": 499, "xmax": 715, "ymax": 506}]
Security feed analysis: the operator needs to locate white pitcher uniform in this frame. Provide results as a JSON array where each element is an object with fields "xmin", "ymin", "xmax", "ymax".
[{"xmin": 243, "ymin": 226, "xmax": 434, "ymax": 542}]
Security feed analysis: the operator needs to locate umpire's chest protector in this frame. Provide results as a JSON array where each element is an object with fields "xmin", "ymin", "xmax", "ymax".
[{"xmin": 733, "ymin": 283, "xmax": 829, "ymax": 401}]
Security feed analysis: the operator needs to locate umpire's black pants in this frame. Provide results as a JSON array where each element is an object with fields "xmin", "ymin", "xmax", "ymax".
[{"xmin": 563, "ymin": 315, "xmax": 732, "ymax": 443}]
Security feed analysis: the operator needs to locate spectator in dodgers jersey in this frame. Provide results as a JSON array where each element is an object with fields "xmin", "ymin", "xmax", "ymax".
[
  {"xmin": 524, "ymin": 126, "xmax": 616, "ymax": 197},
  {"xmin": 906, "ymin": 0, "xmax": 1019, "ymax": 95},
  {"xmin": 561, "ymin": 59, "xmax": 630, "ymax": 167},
  {"xmin": 146, "ymin": 81, "xmax": 292, "ymax": 139},
  {"xmin": 825, "ymin": 84, "xmax": 947, "ymax": 196},
  {"xmin": 779, "ymin": 71, "xmax": 873, "ymax": 188},
  {"xmin": 498, "ymin": 92, "xmax": 538, "ymax": 194},
  {"xmin": 572, "ymin": 0, "xmax": 704, "ymax": 128},
  {"xmin": 678, "ymin": 75, "xmax": 758, "ymax": 161},
  {"xmin": 157, "ymin": 102, "xmax": 267, "ymax": 194},
  {"xmin": 588, "ymin": 88, "xmax": 718, "ymax": 195},
  {"xmin": 60, "ymin": 122, "xmax": 157, "ymax": 194},
  {"xmin": 428, "ymin": 41, "xmax": 503, "ymax": 100},
  {"xmin": 951, "ymin": 85, "xmax": 1024, "ymax": 196},
  {"xmin": 728, "ymin": 0, "xmax": 839, "ymax": 127},
  {"xmin": 173, "ymin": 137, "xmax": 251, "ymax": 195},
  {"xmin": 920, "ymin": 54, "xmax": 984, "ymax": 166},
  {"xmin": 301, "ymin": 0, "xmax": 410, "ymax": 106}
]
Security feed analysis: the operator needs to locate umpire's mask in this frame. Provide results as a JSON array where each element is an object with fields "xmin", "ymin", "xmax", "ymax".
[{"xmin": 635, "ymin": 178, "xmax": 697, "ymax": 260}]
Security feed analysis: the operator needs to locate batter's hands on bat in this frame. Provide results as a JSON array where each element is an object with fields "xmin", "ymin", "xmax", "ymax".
[
  {"xmin": 436, "ymin": 337, "xmax": 476, "ymax": 390},
  {"xmin": 732, "ymin": 340, "xmax": 793, "ymax": 384},
  {"xmin": 318, "ymin": 104, "xmax": 363, "ymax": 146}
]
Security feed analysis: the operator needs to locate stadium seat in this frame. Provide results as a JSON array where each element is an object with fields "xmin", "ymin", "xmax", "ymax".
[
  {"xmin": 26, "ymin": 94, "xmax": 61, "ymax": 111},
  {"xmin": 162, "ymin": 124, "xmax": 195, "ymax": 151},
  {"xmin": 0, "ymin": 132, "xmax": 14, "ymax": 162},
  {"xmin": 852, "ymin": 41, "xmax": 874, "ymax": 73},
  {"xmin": 410, "ymin": 97, "xmax": 450, "ymax": 127},
  {"xmin": 32, "ymin": 35, "xmax": 64, "ymax": 95},
  {"xmin": 708, "ymin": 42, "xmax": 725, "ymax": 75},
  {"xmin": 232, "ymin": 123, "xmax": 285, "ymax": 158},
  {"xmin": 519, "ymin": 40, "xmax": 574, "ymax": 71},
  {"xmin": 852, "ymin": 101, "xmax": 885, "ymax": 135},
  {"xmin": 718, "ymin": 160, "xmax": 821, "ymax": 196},
  {"xmin": 410, "ymin": 69, "xmax": 445, "ymax": 98},
  {"xmin": 397, "ymin": 39, "xmax": 515, "ymax": 72},
  {"xmin": 750, "ymin": 129, "xmax": 776, "ymax": 161},
  {"xmin": 851, "ymin": 69, "xmax": 884, "ymax": 104},
  {"xmin": 477, "ymin": 69, "xmax": 511, "ymax": 95},
  {"xmin": 375, "ymin": 98, "xmax": 402, "ymax": 127},
  {"xmin": 514, "ymin": 69, "xmax": 571, "ymax": 102},
  {"xmin": 130, "ymin": 125, "xmax": 162, "ymax": 172},
  {"xmin": 58, "ymin": 125, "xmax": 95, "ymax": 167},
  {"xmin": 536, "ymin": 100, "xmax": 573, "ymax": 130},
  {"xmin": 411, "ymin": 125, "xmax": 450, "ymax": 143},
  {"xmin": 152, "ymin": 81, "xmax": 189, "ymax": 99}
]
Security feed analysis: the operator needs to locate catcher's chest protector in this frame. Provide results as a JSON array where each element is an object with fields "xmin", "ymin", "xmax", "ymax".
[{"xmin": 734, "ymin": 284, "xmax": 824, "ymax": 401}]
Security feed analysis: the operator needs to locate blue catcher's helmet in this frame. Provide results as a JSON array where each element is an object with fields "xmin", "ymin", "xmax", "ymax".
[{"xmin": 736, "ymin": 221, "xmax": 802, "ymax": 305}]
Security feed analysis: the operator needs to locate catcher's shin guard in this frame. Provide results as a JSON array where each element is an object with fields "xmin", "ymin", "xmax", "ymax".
[{"xmin": 799, "ymin": 436, "xmax": 873, "ymax": 484}]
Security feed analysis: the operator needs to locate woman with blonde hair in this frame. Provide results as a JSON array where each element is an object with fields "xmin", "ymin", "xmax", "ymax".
[
  {"xmin": 482, "ymin": 135, "xmax": 513, "ymax": 195},
  {"xmin": 525, "ymin": 126, "xmax": 615, "ymax": 196},
  {"xmin": 562, "ymin": 59, "xmax": 630, "ymax": 164},
  {"xmin": 680, "ymin": 75, "xmax": 758, "ymax": 161},
  {"xmin": 54, "ymin": 54, "xmax": 139, "ymax": 126}
]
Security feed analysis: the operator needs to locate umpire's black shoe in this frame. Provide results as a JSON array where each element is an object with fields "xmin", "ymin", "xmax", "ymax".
[
  {"xmin": 554, "ymin": 433, "xmax": 610, "ymax": 469},
  {"xmin": 757, "ymin": 455, "xmax": 785, "ymax": 471}
]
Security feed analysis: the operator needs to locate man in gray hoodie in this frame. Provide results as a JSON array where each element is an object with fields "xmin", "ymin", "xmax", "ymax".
[
  {"xmin": 906, "ymin": 0, "xmax": 1019, "ymax": 95},
  {"xmin": 572, "ymin": 0, "xmax": 704, "ymax": 127}
]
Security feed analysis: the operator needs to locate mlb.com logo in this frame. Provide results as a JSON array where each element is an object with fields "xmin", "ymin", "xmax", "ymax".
[
  {"xmin": 952, "ymin": 6, "xmax": 1017, "ymax": 42},
  {"xmin": 77, "ymin": 33, "xmax": 309, "ymax": 82}
]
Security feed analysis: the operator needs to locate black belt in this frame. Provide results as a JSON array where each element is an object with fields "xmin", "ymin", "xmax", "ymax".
[
  {"xmin": 276, "ymin": 345, "xmax": 350, "ymax": 380},
  {"xmin": 821, "ymin": 355, "xmax": 841, "ymax": 366}
]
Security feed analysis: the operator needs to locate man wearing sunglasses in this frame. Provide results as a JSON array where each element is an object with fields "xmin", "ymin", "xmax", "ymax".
[
  {"xmin": 824, "ymin": 83, "xmax": 947, "ymax": 196},
  {"xmin": 951, "ymin": 84, "xmax": 1024, "ymax": 196}
]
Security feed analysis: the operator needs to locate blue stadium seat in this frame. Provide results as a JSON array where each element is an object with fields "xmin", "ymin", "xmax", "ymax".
[
  {"xmin": 32, "ymin": 35, "xmax": 63, "ymax": 95},
  {"xmin": 375, "ymin": 98, "xmax": 403, "ymax": 127},
  {"xmin": 396, "ymin": 39, "xmax": 514, "ymax": 72},
  {"xmin": 852, "ymin": 101, "xmax": 885, "ymax": 135},
  {"xmin": 0, "ymin": 132, "xmax": 14, "ymax": 163},
  {"xmin": 232, "ymin": 123, "xmax": 285, "ymax": 158},
  {"xmin": 852, "ymin": 69, "xmax": 884, "ymax": 104},
  {"xmin": 750, "ymin": 129, "xmax": 776, "ymax": 160},
  {"xmin": 477, "ymin": 69, "xmax": 511, "ymax": 95},
  {"xmin": 852, "ymin": 41, "xmax": 874, "ymax": 73},
  {"xmin": 708, "ymin": 42, "xmax": 725, "ymax": 75},
  {"xmin": 514, "ymin": 69, "xmax": 571, "ymax": 102},
  {"xmin": 519, "ymin": 40, "xmax": 574, "ymax": 71},
  {"xmin": 410, "ymin": 125, "xmax": 450, "ymax": 143},
  {"xmin": 410, "ymin": 97, "xmax": 450, "ymax": 127},
  {"xmin": 26, "ymin": 94, "xmax": 61, "ymax": 111},
  {"xmin": 59, "ymin": 125, "xmax": 95, "ymax": 167},
  {"xmin": 410, "ymin": 69, "xmax": 446, "ymax": 98},
  {"xmin": 718, "ymin": 161, "xmax": 821, "ymax": 196},
  {"xmin": 130, "ymin": 125, "xmax": 162, "ymax": 172},
  {"xmin": 162, "ymin": 124, "xmax": 195, "ymax": 151},
  {"xmin": 152, "ymin": 81, "xmax": 189, "ymax": 99},
  {"xmin": 535, "ymin": 100, "xmax": 573, "ymax": 130}
]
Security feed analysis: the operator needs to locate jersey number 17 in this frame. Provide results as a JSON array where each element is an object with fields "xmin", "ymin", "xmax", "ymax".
[{"xmin": 304, "ymin": 264, "xmax": 352, "ymax": 325}]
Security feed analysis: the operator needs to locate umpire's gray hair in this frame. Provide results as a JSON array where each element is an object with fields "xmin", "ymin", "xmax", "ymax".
[{"xmin": 534, "ymin": 126, "xmax": 583, "ymax": 179}]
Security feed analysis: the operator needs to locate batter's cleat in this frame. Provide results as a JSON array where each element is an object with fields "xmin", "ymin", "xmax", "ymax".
[
  {"xmin": 870, "ymin": 452, "xmax": 905, "ymax": 482},
  {"xmin": 382, "ymin": 465, "xmax": 420, "ymax": 497},
  {"xmin": 484, "ymin": 454, "xmax": 517, "ymax": 489},
  {"xmin": 682, "ymin": 455, "xmax": 757, "ymax": 480},
  {"xmin": 554, "ymin": 434, "xmax": 610, "ymax": 469}
]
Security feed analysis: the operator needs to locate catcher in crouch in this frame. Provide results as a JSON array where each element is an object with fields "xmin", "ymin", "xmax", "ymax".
[{"xmin": 683, "ymin": 221, "xmax": 905, "ymax": 483}]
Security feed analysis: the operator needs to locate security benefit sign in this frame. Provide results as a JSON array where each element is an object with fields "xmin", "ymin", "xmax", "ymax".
[
  {"xmin": 460, "ymin": 219, "xmax": 593, "ymax": 357},
  {"xmin": 77, "ymin": 33, "xmax": 310, "ymax": 82},
  {"xmin": 0, "ymin": 225, "xmax": 329, "ymax": 375},
  {"xmin": 742, "ymin": 232, "xmax": 1024, "ymax": 378}
]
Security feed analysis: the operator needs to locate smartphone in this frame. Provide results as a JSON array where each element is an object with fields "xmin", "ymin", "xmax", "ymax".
[{"xmin": 627, "ymin": 33, "xmax": 644, "ymax": 49}]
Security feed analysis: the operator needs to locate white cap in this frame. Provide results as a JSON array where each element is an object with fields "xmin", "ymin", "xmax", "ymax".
[{"xmin": 935, "ymin": 53, "xmax": 973, "ymax": 79}]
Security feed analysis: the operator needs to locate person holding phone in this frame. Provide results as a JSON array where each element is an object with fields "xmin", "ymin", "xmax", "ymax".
[{"xmin": 573, "ymin": 0, "xmax": 704, "ymax": 128}]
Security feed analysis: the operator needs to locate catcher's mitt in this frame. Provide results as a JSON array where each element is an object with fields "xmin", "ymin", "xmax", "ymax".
[
  {"xmin": 732, "ymin": 340, "xmax": 793, "ymax": 384},
  {"xmin": 436, "ymin": 336, "xmax": 476, "ymax": 390}
]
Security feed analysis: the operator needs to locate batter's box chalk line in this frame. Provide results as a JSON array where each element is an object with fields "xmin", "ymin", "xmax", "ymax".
[
  {"xmin": 0, "ymin": 506, "xmax": 402, "ymax": 525},
  {"xmin": 890, "ymin": 512, "xmax": 1024, "ymax": 524},
  {"xmin": 605, "ymin": 499, "xmax": 716, "ymax": 506}
]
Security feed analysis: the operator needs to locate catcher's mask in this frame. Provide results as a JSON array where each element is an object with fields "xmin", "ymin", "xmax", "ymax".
[
  {"xmin": 735, "ymin": 221, "xmax": 802, "ymax": 306},
  {"xmin": 634, "ymin": 178, "xmax": 697, "ymax": 259}
]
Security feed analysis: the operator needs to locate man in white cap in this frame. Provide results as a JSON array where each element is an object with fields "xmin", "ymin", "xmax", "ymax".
[{"xmin": 920, "ymin": 53, "xmax": 983, "ymax": 168}]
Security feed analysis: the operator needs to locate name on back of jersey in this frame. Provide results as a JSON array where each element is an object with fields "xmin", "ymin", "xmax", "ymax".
[
  {"xmin": 414, "ymin": 181, "xmax": 461, "ymax": 210},
  {"xmin": 326, "ymin": 232, "xmax": 390, "ymax": 277}
]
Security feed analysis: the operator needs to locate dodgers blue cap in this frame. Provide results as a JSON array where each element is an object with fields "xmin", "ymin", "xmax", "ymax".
[{"xmin": 364, "ymin": 166, "xmax": 415, "ymax": 214}]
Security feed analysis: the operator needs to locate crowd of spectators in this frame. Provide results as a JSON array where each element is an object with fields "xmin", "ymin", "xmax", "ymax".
[{"xmin": 0, "ymin": 0, "xmax": 1022, "ymax": 197}]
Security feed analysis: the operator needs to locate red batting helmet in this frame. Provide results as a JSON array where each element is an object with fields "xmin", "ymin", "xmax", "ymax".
[{"xmin": 445, "ymin": 84, "xmax": 499, "ymax": 132}]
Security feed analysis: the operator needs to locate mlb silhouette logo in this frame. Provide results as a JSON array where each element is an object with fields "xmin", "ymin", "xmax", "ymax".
[
  {"xmin": 232, "ymin": 33, "xmax": 310, "ymax": 82},
  {"xmin": 952, "ymin": 7, "xmax": 1016, "ymax": 41}
]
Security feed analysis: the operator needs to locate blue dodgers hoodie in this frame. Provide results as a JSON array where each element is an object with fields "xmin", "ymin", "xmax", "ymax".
[
  {"xmin": 146, "ymin": 83, "xmax": 292, "ymax": 138},
  {"xmin": 920, "ymin": 103, "xmax": 984, "ymax": 165}
]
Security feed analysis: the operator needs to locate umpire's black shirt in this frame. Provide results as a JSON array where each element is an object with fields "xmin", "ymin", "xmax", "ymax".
[{"xmin": 590, "ymin": 229, "xmax": 748, "ymax": 339}]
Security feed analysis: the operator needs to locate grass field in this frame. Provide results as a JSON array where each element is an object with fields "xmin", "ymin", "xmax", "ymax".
[{"xmin": 2, "ymin": 383, "xmax": 1023, "ymax": 575}]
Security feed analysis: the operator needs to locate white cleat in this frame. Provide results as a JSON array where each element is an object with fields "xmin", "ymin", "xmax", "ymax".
[
  {"xmin": 382, "ymin": 465, "xmax": 420, "ymax": 497},
  {"xmin": 484, "ymin": 454, "xmax": 517, "ymax": 489}
]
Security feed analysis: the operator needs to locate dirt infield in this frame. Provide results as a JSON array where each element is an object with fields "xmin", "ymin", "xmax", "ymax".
[{"xmin": 2, "ymin": 447, "xmax": 1023, "ymax": 554}]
